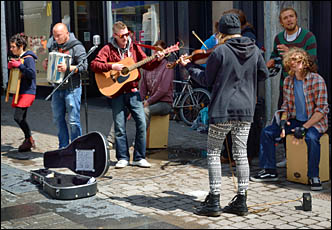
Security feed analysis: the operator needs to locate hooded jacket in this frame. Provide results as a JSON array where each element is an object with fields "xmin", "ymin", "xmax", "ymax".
[
  {"xmin": 186, "ymin": 36, "xmax": 269, "ymax": 124},
  {"xmin": 17, "ymin": 50, "xmax": 38, "ymax": 95},
  {"xmin": 49, "ymin": 33, "xmax": 88, "ymax": 89}
]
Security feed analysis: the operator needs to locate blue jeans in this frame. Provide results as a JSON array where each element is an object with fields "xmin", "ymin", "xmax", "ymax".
[
  {"xmin": 143, "ymin": 102, "xmax": 172, "ymax": 128},
  {"xmin": 51, "ymin": 86, "xmax": 82, "ymax": 149},
  {"xmin": 111, "ymin": 91, "xmax": 146, "ymax": 161},
  {"xmin": 259, "ymin": 119, "xmax": 322, "ymax": 178}
]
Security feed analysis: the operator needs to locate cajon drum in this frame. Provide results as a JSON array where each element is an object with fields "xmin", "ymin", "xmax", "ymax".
[
  {"xmin": 146, "ymin": 114, "xmax": 170, "ymax": 149},
  {"xmin": 286, "ymin": 133, "xmax": 330, "ymax": 184},
  {"xmin": 5, "ymin": 68, "xmax": 22, "ymax": 104}
]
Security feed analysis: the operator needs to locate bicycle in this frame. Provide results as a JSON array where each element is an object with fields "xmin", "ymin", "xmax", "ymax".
[{"xmin": 171, "ymin": 75, "xmax": 211, "ymax": 126}]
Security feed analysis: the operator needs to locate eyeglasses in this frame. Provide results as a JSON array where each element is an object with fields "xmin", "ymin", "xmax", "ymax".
[{"xmin": 115, "ymin": 32, "xmax": 130, "ymax": 39}]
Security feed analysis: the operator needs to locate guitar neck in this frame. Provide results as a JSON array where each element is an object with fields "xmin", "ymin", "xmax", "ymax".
[{"xmin": 127, "ymin": 54, "xmax": 157, "ymax": 72}]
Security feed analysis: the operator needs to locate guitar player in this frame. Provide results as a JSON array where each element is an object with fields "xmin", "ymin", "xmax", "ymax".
[{"xmin": 90, "ymin": 21, "xmax": 165, "ymax": 169}]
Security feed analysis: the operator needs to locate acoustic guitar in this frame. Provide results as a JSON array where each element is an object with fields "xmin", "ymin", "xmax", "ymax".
[{"xmin": 95, "ymin": 42, "xmax": 179, "ymax": 97}]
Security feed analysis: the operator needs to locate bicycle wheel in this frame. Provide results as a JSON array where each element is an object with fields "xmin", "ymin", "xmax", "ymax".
[{"xmin": 179, "ymin": 88, "xmax": 211, "ymax": 126}]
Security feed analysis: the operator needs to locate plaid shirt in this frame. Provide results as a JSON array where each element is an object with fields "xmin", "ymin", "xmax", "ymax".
[{"xmin": 281, "ymin": 72, "xmax": 329, "ymax": 133}]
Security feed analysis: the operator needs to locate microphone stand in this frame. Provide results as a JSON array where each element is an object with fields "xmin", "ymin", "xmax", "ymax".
[
  {"xmin": 45, "ymin": 45, "xmax": 99, "ymax": 101},
  {"xmin": 81, "ymin": 70, "xmax": 89, "ymax": 134}
]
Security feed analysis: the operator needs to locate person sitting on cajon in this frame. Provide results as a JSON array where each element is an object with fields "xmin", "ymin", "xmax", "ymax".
[{"xmin": 250, "ymin": 47, "xmax": 329, "ymax": 191}]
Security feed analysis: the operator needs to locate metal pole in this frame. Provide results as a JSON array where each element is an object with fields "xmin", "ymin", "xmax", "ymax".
[
  {"xmin": 81, "ymin": 71, "xmax": 89, "ymax": 134},
  {"xmin": 84, "ymin": 84, "xmax": 88, "ymax": 134}
]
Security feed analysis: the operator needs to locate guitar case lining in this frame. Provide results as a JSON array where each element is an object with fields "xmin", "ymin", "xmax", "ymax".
[{"xmin": 30, "ymin": 131, "xmax": 110, "ymax": 200}]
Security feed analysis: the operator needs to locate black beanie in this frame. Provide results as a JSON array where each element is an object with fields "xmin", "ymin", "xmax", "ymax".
[{"xmin": 218, "ymin": 13, "xmax": 241, "ymax": 35}]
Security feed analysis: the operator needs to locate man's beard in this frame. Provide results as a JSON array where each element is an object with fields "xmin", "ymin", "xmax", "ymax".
[{"xmin": 286, "ymin": 24, "xmax": 298, "ymax": 33}]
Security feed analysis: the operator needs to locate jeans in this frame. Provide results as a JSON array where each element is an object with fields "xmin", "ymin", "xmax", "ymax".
[
  {"xmin": 111, "ymin": 91, "xmax": 146, "ymax": 161},
  {"xmin": 143, "ymin": 102, "xmax": 172, "ymax": 128},
  {"xmin": 259, "ymin": 118, "xmax": 322, "ymax": 178},
  {"xmin": 51, "ymin": 86, "xmax": 82, "ymax": 149}
]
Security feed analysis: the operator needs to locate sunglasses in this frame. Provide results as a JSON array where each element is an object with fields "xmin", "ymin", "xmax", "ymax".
[{"xmin": 115, "ymin": 32, "xmax": 130, "ymax": 39}]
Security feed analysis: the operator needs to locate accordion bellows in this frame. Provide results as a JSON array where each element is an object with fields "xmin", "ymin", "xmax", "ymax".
[{"xmin": 47, "ymin": 52, "xmax": 72, "ymax": 84}]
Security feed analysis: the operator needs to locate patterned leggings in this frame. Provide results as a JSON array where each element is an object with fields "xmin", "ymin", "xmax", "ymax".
[{"xmin": 207, "ymin": 121, "xmax": 251, "ymax": 196}]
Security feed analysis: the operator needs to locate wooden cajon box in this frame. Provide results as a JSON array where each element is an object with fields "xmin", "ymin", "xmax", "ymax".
[
  {"xmin": 286, "ymin": 133, "xmax": 330, "ymax": 184},
  {"xmin": 5, "ymin": 68, "xmax": 22, "ymax": 104},
  {"xmin": 146, "ymin": 114, "xmax": 170, "ymax": 149}
]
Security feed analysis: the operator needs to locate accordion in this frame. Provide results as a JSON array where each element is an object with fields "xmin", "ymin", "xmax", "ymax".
[{"xmin": 47, "ymin": 52, "xmax": 72, "ymax": 84}]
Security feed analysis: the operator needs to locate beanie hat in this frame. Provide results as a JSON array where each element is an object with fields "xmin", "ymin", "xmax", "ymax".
[{"xmin": 218, "ymin": 13, "xmax": 241, "ymax": 35}]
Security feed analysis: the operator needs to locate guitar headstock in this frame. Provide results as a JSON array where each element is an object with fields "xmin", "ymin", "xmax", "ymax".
[{"xmin": 162, "ymin": 42, "xmax": 180, "ymax": 55}]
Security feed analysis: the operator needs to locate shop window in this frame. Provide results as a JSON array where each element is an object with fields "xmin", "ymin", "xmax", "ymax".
[
  {"xmin": 20, "ymin": 1, "xmax": 53, "ymax": 86},
  {"xmin": 108, "ymin": 1, "xmax": 160, "ymax": 55}
]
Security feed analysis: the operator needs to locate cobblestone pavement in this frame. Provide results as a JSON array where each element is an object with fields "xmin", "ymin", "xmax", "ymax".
[{"xmin": 1, "ymin": 95, "xmax": 331, "ymax": 229}]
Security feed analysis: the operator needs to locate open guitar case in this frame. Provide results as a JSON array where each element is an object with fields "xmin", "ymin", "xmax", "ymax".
[{"xmin": 30, "ymin": 131, "xmax": 110, "ymax": 200}]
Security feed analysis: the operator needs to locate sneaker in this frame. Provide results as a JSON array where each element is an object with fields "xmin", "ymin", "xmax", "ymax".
[
  {"xmin": 250, "ymin": 169, "xmax": 278, "ymax": 182},
  {"xmin": 131, "ymin": 159, "xmax": 151, "ymax": 168},
  {"xmin": 115, "ymin": 159, "xmax": 129, "ymax": 169},
  {"xmin": 276, "ymin": 159, "xmax": 287, "ymax": 168},
  {"xmin": 309, "ymin": 177, "xmax": 322, "ymax": 191}
]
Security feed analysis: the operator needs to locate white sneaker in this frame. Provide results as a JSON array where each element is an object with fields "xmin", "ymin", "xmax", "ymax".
[
  {"xmin": 276, "ymin": 159, "xmax": 287, "ymax": 168},
  {"xmin": 132, "ymin": 159, "xmax": 151, "ymax": 168},
  {"xmin": 115, "ymin": 159, "xmax": 128, "ymax": 169}
]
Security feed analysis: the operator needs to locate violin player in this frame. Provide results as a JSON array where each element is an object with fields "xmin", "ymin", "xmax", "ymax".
[{"xmin": 179, "ymin": 14, "xmax": 269, "ymax": 217}]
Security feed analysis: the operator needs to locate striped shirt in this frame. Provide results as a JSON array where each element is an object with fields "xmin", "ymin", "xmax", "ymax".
[
  {"xmin": 281, "ymin": 72, "xmax": 329, "ymax": 133},
  {"xmin": 270, "ymin": 28, "xmax": 317, "ymax": 87}
]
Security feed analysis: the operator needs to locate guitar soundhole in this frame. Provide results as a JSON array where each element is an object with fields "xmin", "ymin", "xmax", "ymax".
[{"xmin": 121, "ymin": 67, "xmax": 129, "ymax": 75}]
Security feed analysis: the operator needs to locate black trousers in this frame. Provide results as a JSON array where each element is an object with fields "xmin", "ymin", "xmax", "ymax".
[{"xmin": 14, "ymin": 107, "xmax": 31, "ymax": 139}]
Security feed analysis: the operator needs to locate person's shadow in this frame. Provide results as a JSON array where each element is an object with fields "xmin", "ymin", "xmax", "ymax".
[
  {"xmin": 108, "ymin": 190, "xmax": 201, "ymax": 213},
  {"xmin": 2, "ymin": 145, "xmax": 43, "ymax": 160}
]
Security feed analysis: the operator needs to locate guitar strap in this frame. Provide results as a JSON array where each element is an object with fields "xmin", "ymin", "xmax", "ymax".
[{"xmin": 134, "ymin": 42, "xmax": 161, "ymax": 51}]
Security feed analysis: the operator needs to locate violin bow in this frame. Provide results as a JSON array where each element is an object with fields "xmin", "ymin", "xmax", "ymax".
[{"xmin": 192, "ymin": 31, "xmax": 208, "ymax": 49}]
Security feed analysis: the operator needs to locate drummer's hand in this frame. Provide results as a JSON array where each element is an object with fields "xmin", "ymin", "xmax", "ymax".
[
  {"xmin": 111, "ymin": 63, "xmax": 124, "ymax": 71},
  {"xmin": 57, "ymin": 62, "xmax": 67, "ymax": 72},
  {"xmin": 42, "ymin": 58, "xmax": 48, "ymax": 71},
  {"xmin": 179, "ymin": 54, "xmax": 190, "ymax": 66}
]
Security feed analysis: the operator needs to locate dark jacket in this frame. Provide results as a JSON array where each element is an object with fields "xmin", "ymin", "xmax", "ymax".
[
  {"xmin": 185, "ymin": 36, "xmax": 269, "ymax": 124},
  {"xmin": 242, "ymin": 25, "xmax": 265, "ymax": 50},
  {"xmin": 49, "ymin": 33, "xmax": 87, "ymax": 89},
  {"xmin": 18, "ymin": 50, "xmax": 38, "ymax": 95}
]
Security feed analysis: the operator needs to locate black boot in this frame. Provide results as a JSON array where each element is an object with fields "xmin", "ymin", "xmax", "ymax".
[
  {"xmin": 223, "ymin": 194, "xmax": 248, "ymax": 216},
  {"xmin": 194, "ymin": 193, "xmax": 222, "ymax": 217}
]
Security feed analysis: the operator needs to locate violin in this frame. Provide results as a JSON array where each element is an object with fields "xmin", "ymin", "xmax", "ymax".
[
  {"xmin": 167, "ymin": 31, "xmax": 242, "ymax": 69},
  {"xmin": 166, "ymin": 48, "xmax": 214, "ymax": 69}
]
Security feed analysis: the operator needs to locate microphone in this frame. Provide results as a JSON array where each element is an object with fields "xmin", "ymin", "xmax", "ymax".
[{"xmin": 93, "ymin": 35, "xmax": 100, "ymax": 46}]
